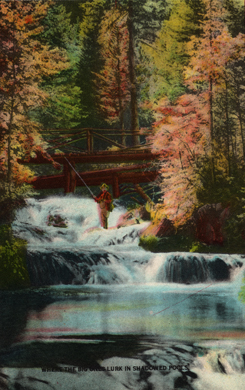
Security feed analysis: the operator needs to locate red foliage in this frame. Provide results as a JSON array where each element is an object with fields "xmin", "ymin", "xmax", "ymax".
[
  {"xmin": 149, "ymin": 94, "xmax": 210, "ymax": 225},
  {"xmin": 24, "ymin": 15, "xmax": 33, "ymax": 24},
  {"xmin": 0, "ymin": 1, "xmax": 66, "ymax": 191}
]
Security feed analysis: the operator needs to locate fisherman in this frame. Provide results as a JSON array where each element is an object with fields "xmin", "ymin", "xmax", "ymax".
[{"xmin": 93, "ymin": 183, "xmax": 113, "ymax": 229}]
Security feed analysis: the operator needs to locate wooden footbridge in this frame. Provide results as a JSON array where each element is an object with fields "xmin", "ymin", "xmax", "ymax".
[{"xmin": 20, "ymin": 128, "xmax": 161, "ymax": 198}]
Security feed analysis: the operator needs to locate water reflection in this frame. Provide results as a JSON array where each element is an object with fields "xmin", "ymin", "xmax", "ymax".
[
  {"xmin": 0, "ymin": 283, "xmax": 244, "ymax": 367},
  {"xmin": 0, "ymin": 290, "xmax": 61, "ymax": 348}
]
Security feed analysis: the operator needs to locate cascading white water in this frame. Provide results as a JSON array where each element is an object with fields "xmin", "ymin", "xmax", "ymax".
[
  {"xmin": 13, "ymin": 196, "xmax": 146, "ymax": 247},
  {"xmin": 12, "ymin": 196, "xmax": 245, "ymax": 286}
]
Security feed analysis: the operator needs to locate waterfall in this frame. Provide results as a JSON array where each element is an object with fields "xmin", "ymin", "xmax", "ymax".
[
  {"xmin": 13, "ymin": 196, "xmax": 148, "ymax": 247},
  {"xmin": 145, "ymin": 253, "xmax": 244, "ymax": 283},
  {"xmin": 12, "ymin": 197, "xmax": 245, "ymax": 286}
]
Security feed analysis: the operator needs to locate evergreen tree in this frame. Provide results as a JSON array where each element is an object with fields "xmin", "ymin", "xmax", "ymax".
[
  {"xmin": 78, "ymin": 0, "xmax": 168, "ymax": 142},
  {"xmin": 32, "ymin": 3, "xmax": 82, "ymax": 130},
  {"xmin": 224, "ymin": 0, "xmax": 244, "ymax": 37},
  {"xmin": 142, "ymin": 0, "xmax": 202, "ymax": 103},
  {"xmin": 78, "ymin": 0, "xmax": 110, "ymax": 128}
]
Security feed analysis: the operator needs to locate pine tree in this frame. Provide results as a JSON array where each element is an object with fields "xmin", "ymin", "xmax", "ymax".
[
  {"xmin": 78, "ymin": 0, "xmax": 110, "ymax": 128},
  {"xmin": 141, "ymin": 0, "xmax": 202, "ymax": 103},
  {"xmin": 78, "ymin": 0, "xmax": 168, "ymax": 143},
  {"xmin": 32, "ymin": 3, "xmax": 82, "ymax": 130}
]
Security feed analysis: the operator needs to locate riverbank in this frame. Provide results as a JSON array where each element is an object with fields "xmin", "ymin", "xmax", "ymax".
[{"xmin": 118, "ymin": 203, "xmax": 245, "ymax": 255}]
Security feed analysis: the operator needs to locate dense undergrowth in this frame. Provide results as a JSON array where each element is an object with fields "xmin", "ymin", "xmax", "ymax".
[
  {"xmin": 0, "ymin": 225, "xmax": 30, "ymax": 290},
  {"xmin": 139, "ymin": 233, "xmax": 245, "ymax": 255}
]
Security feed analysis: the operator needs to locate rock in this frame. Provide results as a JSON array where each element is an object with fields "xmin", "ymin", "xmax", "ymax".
[
  {"xmin": 190, "ymin": 203, "xmax": 230, "ymax": 245},
  {"xmin": 190, "ymin": 345, "xmax": 245, "ymax": 390},
  {"xmin": 138, "ymin": 206, "xmax": 151, "ymax": 221},
  {"xmin": 218, "ymin": 349, "xmax": 245, "ymax": 374},
  {"xmin": 101, "ymin": 357, "xmax": 149, "ymax": 390},
  {"xmin": 208, "ymin": 257, "xmax": 230, "ymax": 281},
  {"xmin": 0, "ymin": 343, "xmax": 200, "ymax": 390},
  {"xmin": 2, "ymin": 367, "xmax": 127, "ymax": 390},
  {"xmin": 117, "ymin": 210, "xmax": 140, "ymax": 228},
  {"xmin": 154, "ymin": 371, "xmax": 183, "ymax": 390},
  {"xmin": 117, "ymin": 207, "xmax": 150, "ymax": 229},
  {"xmin": 141, "ymin": 218, "xmax": 174, "ymax": 238},
  {"xmin": 174, "ymin": 345, "xmax": 194, "ymax": 354},
  {"xmin": 146, "ymin": 371, "xmax": 167, "ymax": 390},
  {"xmin": 0, "ymin": 372, "xmax": 8, "ymax": 390}
]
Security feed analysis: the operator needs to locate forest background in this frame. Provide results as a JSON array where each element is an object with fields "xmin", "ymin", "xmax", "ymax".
[{"xmin": 0, "ymin": 0, "xmax": 244, "ymax": 288}]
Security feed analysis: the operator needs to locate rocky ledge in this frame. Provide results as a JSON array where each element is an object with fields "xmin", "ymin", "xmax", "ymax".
[{"xmin": 0, "ymin": 341, "xmax": 245, "ymax": 390}]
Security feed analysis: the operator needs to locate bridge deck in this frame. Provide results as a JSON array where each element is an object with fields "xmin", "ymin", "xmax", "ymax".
[
  {"xmin": 20, "ymin": 145, "xmax": 161, "ymax": 197},
  {"xmin": 21, "ymin": 148, "xmax": 159, "ymax": 165},
  {"xmin": 31, "ymin": 163, "xmax": 159, "ymax": 198}
]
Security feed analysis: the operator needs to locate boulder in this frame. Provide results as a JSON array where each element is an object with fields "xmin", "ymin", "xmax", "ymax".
[
  {"xmin": 141, "ymin": 218, "xmax": 174, "ymax": 238},
  {"xmin": 117, "ymin": 206, "xmax": 150, "ymax": 229},
  {"xmin": 190, "ymin": 203, "xmax": 230, "ymax": 245}
]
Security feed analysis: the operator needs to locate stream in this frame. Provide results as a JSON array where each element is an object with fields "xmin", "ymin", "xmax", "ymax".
[{"xmin": 0, "ymin": 196, "xmax": 245, "ymax": 389}]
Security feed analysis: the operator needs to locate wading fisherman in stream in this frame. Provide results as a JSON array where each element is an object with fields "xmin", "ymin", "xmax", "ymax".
[
  {"xmin": 93, "ymin": 183, "xmax": 113, "ymax": 229},
  {"xmin": 64, "ymin": 159, "xmax": 113, "ymax": 229}
]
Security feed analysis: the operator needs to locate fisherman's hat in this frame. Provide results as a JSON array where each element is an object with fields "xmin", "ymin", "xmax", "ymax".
[{"xmin": 100, "ymin": 183, "xmax": 109, "ymax": 190}]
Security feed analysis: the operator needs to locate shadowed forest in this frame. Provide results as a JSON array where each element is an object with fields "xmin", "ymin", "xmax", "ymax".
[{"xmin": 0, "ymin": 0, "xmax": 245, "ymax": 289}]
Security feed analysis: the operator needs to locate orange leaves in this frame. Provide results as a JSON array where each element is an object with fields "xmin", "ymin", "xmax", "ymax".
[
  {"xmin": 24, "ymin": 15, "xmax": 33, "ymax": 25},
  {"xmin": 12, "ymin": 162, "xmax": 34, "ymax": 185},
  {"xmin": 149, "ymin": 94, "xmax": 210, "ymax": 225},
  {"xmin": 95, "ymin": 8, "xmax": 130, "ymax": 123},
  {"xmin": 185, "ymin": 0, "xmax": 245, "ymax": 90},
  {"xmin": 0, "ymin": 1, "xmax": 68, "ymax": 191}
]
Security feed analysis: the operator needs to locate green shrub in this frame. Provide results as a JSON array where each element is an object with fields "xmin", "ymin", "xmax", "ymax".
[
  {"xmin": 189, "ymin": 241, "xmax": 224, "ymax": 254},
  {"xmin": 0, "ymin": 225, "xmax": 30, "ymax": 290},
  {"xmin": 239, "ymin": 277, "xmax": 245, "ymax": 304},
  {"xmin": 139, "ymin": 235, "xmax": 159, "ymax": 251},
  {"xmin": 139, "ymin": 234, "xmax": 194, "ymax": 252}
]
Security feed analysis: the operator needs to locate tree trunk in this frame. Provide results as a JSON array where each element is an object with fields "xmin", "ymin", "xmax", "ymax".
[
  {"xmin": 208, "ymin": 0, "xmax": 215, "ymax": 182},
  {"xmin": 127, "ymin": 0, "xmax": 140, "ymax": 146},
  {"xmin": 116, "ymin": 27, "xmax": 126, "ymax": 146},
  {"xmin": 209, "ymin": 76, "xmax": 215, "ymax": 182},
  {"xmin": 134, "ymin": 184, "xmax": 154, "ymax": 206},
  {"xmin": 7, "ymin": 55, "xmax": 16, "ymax": 198},
  {"xmin": 236, "ymin": 80, "xmax": 245, "ymax": 162},
  {"xmin": 224, "ymin": 79, "xmax": 231, "ymax": 175}
]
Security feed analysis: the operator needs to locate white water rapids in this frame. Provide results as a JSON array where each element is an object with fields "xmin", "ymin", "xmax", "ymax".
[
  {"xmin": 5, "ymin": 196, "xmax": 245, "ymax": 390},
  {"xmin": 12, "ymin": 196, "xmax": 145, "ymax": 247},
  {"xmin": 12, "ymin": 196, "xmax": 245, "ymax": 286}
]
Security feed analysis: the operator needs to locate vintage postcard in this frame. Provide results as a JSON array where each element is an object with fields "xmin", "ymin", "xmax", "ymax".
[{"xmin": 0, "ymin": 0, "xmax": 245, "ymax": 389}]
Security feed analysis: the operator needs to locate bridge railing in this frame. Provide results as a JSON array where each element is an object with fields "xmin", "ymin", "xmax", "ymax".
[{"xmin": 43, "ymin": 128, "xmax": 147, "ymax": 154}]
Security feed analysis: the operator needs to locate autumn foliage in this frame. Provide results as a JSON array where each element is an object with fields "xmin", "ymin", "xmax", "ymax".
[
  {"xmin": 95, "ymin": 8, "xmax": 130, "ymax": 128},
  {"xmin": 0, "ymin": 0, "xmax": 244, "ymax": 235},
  {"xmin": 149, "ymin": 0, "xmax": 245, "ymax": 227},
  {"xmin": 0, "ymin": 1, "xmax": 68, "ymax": 205},
  {"xmin": 150, "ymin": 94, "xmax": 210, "ymax": 225}
]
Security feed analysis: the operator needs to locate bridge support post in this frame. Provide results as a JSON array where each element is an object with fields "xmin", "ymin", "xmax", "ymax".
[
  {"xmin": 112, "ymin": 174, "xmax": 120, "ymax": 198},
  {"xmin": 87, "ymin": 130, "xmax": 93, "ymax": 153},
  {"xmin": 63, "ymin": 161, "xmax": 76, "ymax": 193}
]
